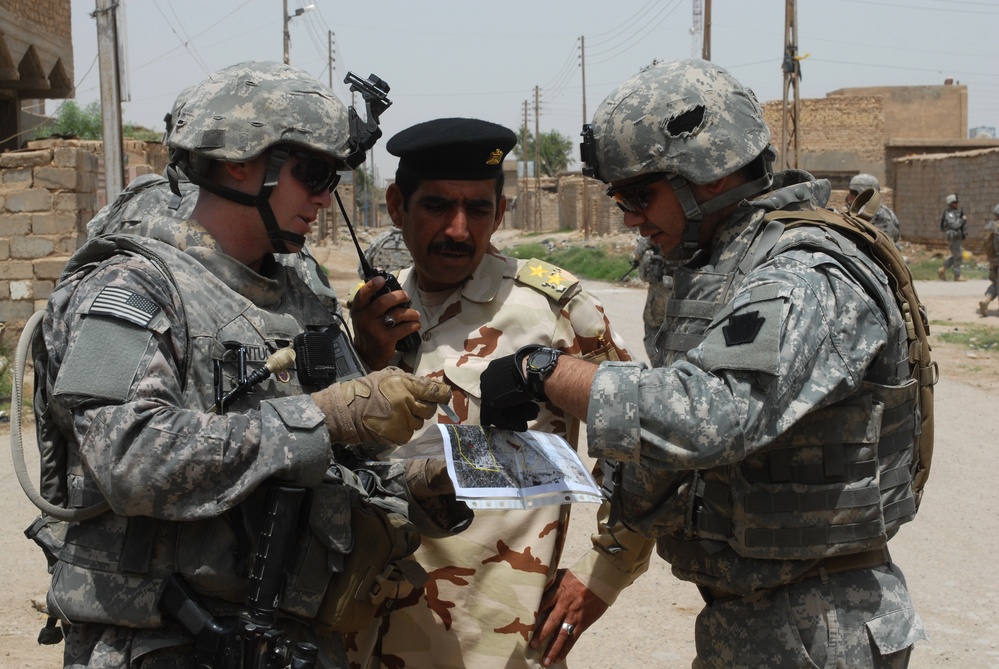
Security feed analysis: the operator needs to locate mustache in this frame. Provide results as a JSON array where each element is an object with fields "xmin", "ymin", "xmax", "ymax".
[{"xmin": 428, "ymin": 240, "xmax": 475, "ymax": 255}]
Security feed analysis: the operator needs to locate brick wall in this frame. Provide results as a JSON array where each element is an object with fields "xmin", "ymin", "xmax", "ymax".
[
  {"xmin": 1, "ymin": 0, "xmax": 72, "ymax": 40},
  {"xmin": 894, "ymin": 147, "xmax": 999, "ymax": 247},
  {"xmin": 0, "ymin": 145, "xmax": 98, "ymax": 349},
  {"xmin": 762, "ymin": 96, "xmax": 885, "ymax": 179}
]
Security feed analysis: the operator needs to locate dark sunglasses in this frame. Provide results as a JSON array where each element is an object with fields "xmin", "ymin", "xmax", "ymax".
[
  {"xmin": 606, "ymin": 172, "xmax": 669, "ymax": 213},
  {"xmin": 288, "ymin": 150, "xmax": 341, "ymax": 194}
]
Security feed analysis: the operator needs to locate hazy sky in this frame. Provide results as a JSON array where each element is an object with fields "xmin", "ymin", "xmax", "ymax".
[{"xmin": 68, "ymin": 0, "xmax": 999, "ymax": 183}]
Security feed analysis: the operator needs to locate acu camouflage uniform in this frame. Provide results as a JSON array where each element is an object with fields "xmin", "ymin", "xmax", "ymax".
[
  {"xmin": 980, "ymin": 208, "xmax": 999, "ymax": 314},
  {"xmin": 583, "ymin": 59, "xmax": 926, "ymax": 668},
  {"xmin": 870, "ymin": 204, "xmax": 901, "ymax": 245},
  {"xmin": 36, "ymin": 217, "xmax": 450, "ymax": 667},
  {"xmin": 939, "ymin": 202, "xmax": 967, "ymax": 280},
  {"xmin": 589, "ymin": 173, "xmax": 926, "ymax": 668},
  {"xmin": 38, "ymin": 220, "xmax": 376, "ymax": 667},
  {"xmin": 633, "ymin": 236, "xmax": 682, "ymax": 361},
  {"xmin": 348, "ymin": 253, "xmax": 655, "ymax": 669}
]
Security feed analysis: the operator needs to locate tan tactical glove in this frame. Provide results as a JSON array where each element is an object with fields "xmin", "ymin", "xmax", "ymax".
[
  {"xmin": 405, "ymin": 458, "xmax": 454, "ymax": 500},
  {"xmin": 312, "ymin": 368, "xmax": 451, "ymax": 446}
]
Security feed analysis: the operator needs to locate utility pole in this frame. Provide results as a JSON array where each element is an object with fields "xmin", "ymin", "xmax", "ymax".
[
  {"xmin": 283, "ymin": 2, "xmax": 314, "ymax": 65},
  {"xmin": 94, "ymin": 0, "xmax": 124, "ymax": 202},
  {"xmin": 327, "ymin": 30, "xmax": 336, "ymax": 241},
  {"xmin": 283, "ymin": 0, "xmax": 291, "ymax": 64},
  {"xmin": 691, "ymin": 0, "xmax": 703, "ymax": 59},
  {"xmin": 703, "ymin": 0, "xmax": 712, "ymax": 60},
  {"xmin": 579, "ymin": 36, "xmax": 589, "ymax": 239},
  {"xmin": 521, "ymin": 100, "xmax": 528, "ymax": 230},
  {"xmin": 534, "ymin": 85, "xmax": 541, "ymax": 232},
  {"xmin": 781, "ymin": 0, "xmax": 801, "ymax": 170}
]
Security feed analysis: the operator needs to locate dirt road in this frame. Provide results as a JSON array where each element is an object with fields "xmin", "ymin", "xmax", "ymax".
[{"xmin": 2, "ymin": 245, "xmax": 996, "ymax": 667}]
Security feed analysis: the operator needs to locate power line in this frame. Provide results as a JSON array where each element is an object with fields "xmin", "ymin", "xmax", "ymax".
[{"xmin": 587, "ymin": 0, "xmax": 685, "ymax": 63}]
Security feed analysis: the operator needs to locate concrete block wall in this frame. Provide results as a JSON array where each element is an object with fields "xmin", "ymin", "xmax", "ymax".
[
  {"xmin": 894, "ymin": 147, "xmax": 999, "ymax": 248},
  {"xmin": 0, "ymin": 145, "xmax": 99, "ymax": 349}
]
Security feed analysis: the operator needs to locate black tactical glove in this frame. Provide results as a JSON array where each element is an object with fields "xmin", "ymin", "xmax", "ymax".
[{"xmin": 479, "ymin": 349, "xmax": 541, "ymax": 431}]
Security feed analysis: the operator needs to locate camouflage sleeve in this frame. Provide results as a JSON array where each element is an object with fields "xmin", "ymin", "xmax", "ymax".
[
  {"xmin": 47, "ymin": 255, "xmax": 331, "ymax": 520},
  {"xmin": 586, "ymin": 247, "xmax": 889, "ymax": 470}
]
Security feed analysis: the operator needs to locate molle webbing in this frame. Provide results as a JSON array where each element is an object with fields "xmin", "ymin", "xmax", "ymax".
[{"xmin": 762, "ymin": 190, "xmax": 936, "ymax": 508}]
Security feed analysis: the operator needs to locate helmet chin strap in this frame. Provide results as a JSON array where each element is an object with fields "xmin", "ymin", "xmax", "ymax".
[
  {"xmin": 176, "ymin": 147, "xmax": 306, "ymax": 254},
  {"xmin": 665, "ymin": 151, "xmax": 775, "ymax": 257}
]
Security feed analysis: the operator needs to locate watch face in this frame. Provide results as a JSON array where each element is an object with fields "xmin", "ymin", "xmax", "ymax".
[{"xmin": 529, "ymin": 348, "xmax": 557, "ymax": 370}]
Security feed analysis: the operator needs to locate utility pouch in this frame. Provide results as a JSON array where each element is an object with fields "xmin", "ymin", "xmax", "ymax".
[
  {"xmin": 280, "ymin": 469, "xmax": 426, "ymax": 633},
  {"xmin": 313, "ymin": 499, "xmax": 425, "ymax": 634}
]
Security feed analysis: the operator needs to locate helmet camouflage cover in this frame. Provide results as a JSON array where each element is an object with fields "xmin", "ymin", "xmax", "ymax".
[
  {"xmin": 849, "ymin": 173, "xmax": 880, "ymax": 193},
  {"xmin": 167, "ymin": 61, "xmax": 353, "ymax": 169},
  {"xmin": 587, "ymin": 58, "xmax": 771, "ymax": 184}
]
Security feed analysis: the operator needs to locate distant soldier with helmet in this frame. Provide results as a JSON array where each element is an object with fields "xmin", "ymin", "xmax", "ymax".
[
  {"xmin": 847, "ymin": 173, "xmax": 901, "ymax": 246},
  {"xmin": 359, "ymin": 226, "xmax": 413, "ymax": 280},
  {"xmin": 28, "ymin": 62, "xmax": 463, "ymax": 668},
  {"xmin": 979, "ymin": 204, "xmax": 999, "ymax": 316},
  {"xmin": 938, "ymin": 193, "xmax": 968, "ymax": 280},
  {"xmin": 480, "ymin": 58, "xmax": 931, "ymax": 668}
]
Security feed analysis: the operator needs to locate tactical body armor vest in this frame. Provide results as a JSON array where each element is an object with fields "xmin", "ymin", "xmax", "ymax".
[
  {"xmin": 941, "ymin": 208, "xmax": 966, "ymax": 240},
  {"xmin": 627, "ymin": 177, "xmax": 924, "ymax": 593},
  {"xmin": 36, "ymin": 233, "xmax": 351, "ymax": 627}
]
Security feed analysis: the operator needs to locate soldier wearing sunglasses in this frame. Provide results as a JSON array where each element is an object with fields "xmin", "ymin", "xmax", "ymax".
[
  {"xmin": 481, "ymin": 59, "xmax": 928, "ymax": 668},
  {"xmin": 30, "ymin": 62, "xmax": 467, "ymax": 669}
]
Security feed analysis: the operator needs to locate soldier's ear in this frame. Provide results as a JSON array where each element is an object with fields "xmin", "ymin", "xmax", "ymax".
[
  {"xmin": 492, "ymin": 195, "xmax": 508, "ymax": 232},
  {"xmin": 386, "ymin": 184, "xmax": 404, "ymax": 227}
]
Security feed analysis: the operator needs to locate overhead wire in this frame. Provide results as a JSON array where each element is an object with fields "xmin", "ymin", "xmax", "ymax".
[
  {"xmin": 151, "ymin": 0, "xmax": 212, "ymax": 75},
  {"xmin": 587, "ymin": 0, "xmax": 685, "ymax": 64}
]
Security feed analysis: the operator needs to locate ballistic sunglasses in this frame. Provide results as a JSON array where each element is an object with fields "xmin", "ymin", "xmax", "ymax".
[
  {"xmin": 606, "ymin": 172, "xmax": 669, "ymax": 213},
  {"xmin": 288, "ymin": 150, "xmax": 341, "ymax": 194}
]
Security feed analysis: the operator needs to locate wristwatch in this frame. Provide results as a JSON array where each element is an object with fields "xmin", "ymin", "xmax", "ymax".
[{"xmin": 521, "ymin": 346, "xmax": 562, "ymax": 402}]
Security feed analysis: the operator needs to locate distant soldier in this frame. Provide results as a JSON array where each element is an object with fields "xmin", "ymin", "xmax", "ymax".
[
  {"xmin": 846, "ymin": 173, "xmax": 900, "ymax": 246},
  {"xmin": 980, "ymin": 204, "xmax": 999, "ymax": 316},
  {"xmin": 938, "ymin": 193, "xmax": 968, "ymax": 281},
  {"xmin": 359, "ymin": 226, "xmax": 413, "ymax": 279}
]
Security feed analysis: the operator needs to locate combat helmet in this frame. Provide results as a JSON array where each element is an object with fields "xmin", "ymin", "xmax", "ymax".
[
  {"xmin": 849, "ymin": 173, "xmax": 880, "ymax": 193},
  {"xmin": 166, "ymin": 61, "xmax": 384, "ymax": 253},
  {"xmin": 945, "ymin": 194, "xmax": 959, "ymax": 205},
  {"xmin": 581, "ymin": 58, "xmax": 775, "ymax": 253}
]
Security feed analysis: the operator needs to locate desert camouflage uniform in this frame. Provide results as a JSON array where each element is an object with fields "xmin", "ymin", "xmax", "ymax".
[
  {"xmin": 38, "ymin": 219, "xmax": 435, "ymax": 669},
  {"xmin": 940, "ymin": 205, "xmax": 967, "ymax": 279},
  {"xmin": 588, "ymin": 172, "xmax": 926, "ymax": 668},
  {"xmin": 359, "ymin": 227, "xmax": 412, "ymax": 279},
  {"xmin": 348, "ymin": 253, "xmax": 655, "ymax": 669}
]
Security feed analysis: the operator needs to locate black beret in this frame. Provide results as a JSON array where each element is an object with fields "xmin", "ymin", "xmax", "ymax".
[{"xmin": 387, "ymin": 117, "xmax": 517, "ymax": 181}]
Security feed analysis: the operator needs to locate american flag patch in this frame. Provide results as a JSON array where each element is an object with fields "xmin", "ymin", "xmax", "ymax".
[{"xmin": 90, "ymin": 286, "xmax": 161, "ymax": 327}]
